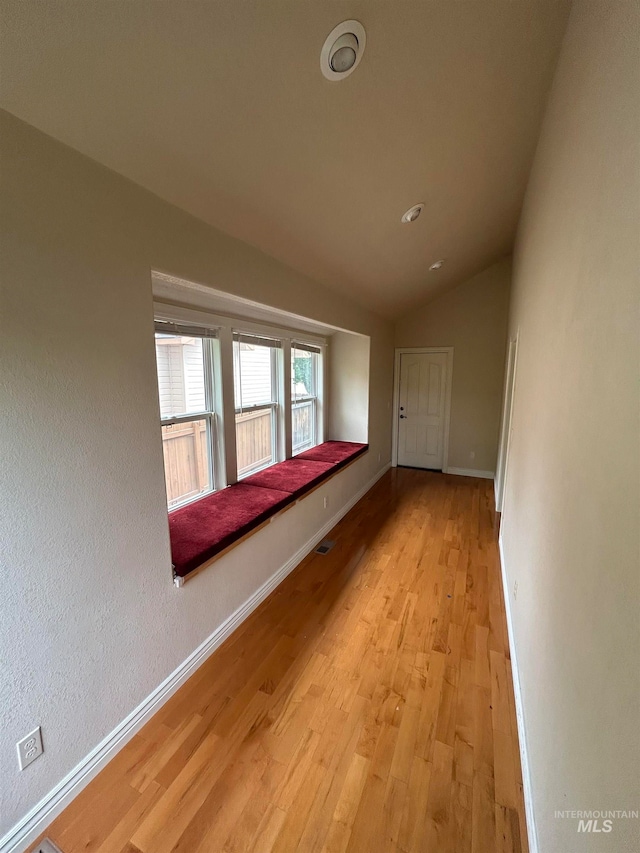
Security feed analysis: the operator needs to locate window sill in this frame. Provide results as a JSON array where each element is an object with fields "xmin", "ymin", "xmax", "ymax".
[{"xmin": 169, "ymin": 441, "xmax": 368, "ymax": 583}]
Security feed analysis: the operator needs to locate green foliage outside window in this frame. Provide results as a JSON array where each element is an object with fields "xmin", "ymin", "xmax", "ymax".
[{"xmin": 293, "ymin": 354, "xmax": 313, "ymax": 397}]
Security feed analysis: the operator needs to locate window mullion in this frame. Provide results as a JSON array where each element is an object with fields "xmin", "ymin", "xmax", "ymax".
[
  {"xmin": 282, "ymin": 339, "xmax": 293, "ymax": 459},
  {"xmin": 206, "ymin": 413, "xmax": 215, "ymax": 491},
  {"xmin": 203, "ymin": 339, "xmax": 218, "ymax": 492},
  {"xmin": 312, "ymin": 398, "xmax": 317, "ymax": 447},
  {"xmin": 218, "ymin": 325, "xmax": 238, "ymax": 486},
  {"xmin": 270, "ymin": 347, "xmax": 280, "ymax": 463},
  {"xmin": 203, "ymin": 338, "xmax": 215, "ymax": 415},
  {"xmin": 318, "ymin": 344, "xmax": 326, "ymax": 444}
]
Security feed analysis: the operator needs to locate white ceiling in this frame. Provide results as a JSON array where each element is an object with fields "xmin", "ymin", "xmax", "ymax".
[{"xmin": 0, "ymin": 1, "xmax": 570, "ymax": 318}]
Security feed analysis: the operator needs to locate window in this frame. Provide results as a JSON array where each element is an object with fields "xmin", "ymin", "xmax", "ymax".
[
  {"xmin": 233, "ymin": 332, "xmax": 281, "ymax": 477},
  {"xmin": 291, "ymin": 342, "xmax": 321, "ymax": 454},
  {"xmin": 154, "ymin": 321, "xmax": 218, "ymax": 509},
  {"xmin": 154, "ymin": 306, "xmax": 326, "ymax": 509}
]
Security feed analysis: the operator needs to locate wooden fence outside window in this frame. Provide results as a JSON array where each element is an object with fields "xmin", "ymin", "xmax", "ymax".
[{"xmin": 162, "ymin": 402, "xmax": 315, "ymax": 506}]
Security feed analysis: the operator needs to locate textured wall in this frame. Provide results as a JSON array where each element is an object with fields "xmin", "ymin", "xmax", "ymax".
[
  {"xmin": 395, "ymin": 258, "xmax": 511, "ymax": 472},
  {"xmin": 500, "ymin": 4, "xmax": 640, "ymax": 851},
  {"xmin": 0, "ymin": 110, "xmax": 394, "ymax": 838},
  {"xmin": 329, "ymin": 332, "xmax": 370, "ymax": 444}
]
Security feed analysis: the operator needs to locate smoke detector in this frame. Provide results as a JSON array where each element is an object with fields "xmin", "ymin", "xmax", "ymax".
[
  {"xmin": 429, "ymin": 259, "xmax": 445, "ymax": 271},
  {"xmin": 321, "ymin": 21, "xmax": 366, "ymax": 81},
  {"xmin": 401, "ymin": 204, "xmax": 424, "ymax": 224}
]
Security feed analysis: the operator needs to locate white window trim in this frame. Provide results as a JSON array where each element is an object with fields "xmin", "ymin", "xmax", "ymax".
[
  {"xmin": 233, "ymin": 334, "xmax": 280, "ymax": 479},
  {"xmin": 156, "ymin": 332, "xmax": 218, "ymax": 511},
  {"xmin": 290, "ymin": 342, "xmax": 321, "ymax": 455},
  {"xmin": 153, "ymin": 302, "xmax": 327, "ymax": 501}
]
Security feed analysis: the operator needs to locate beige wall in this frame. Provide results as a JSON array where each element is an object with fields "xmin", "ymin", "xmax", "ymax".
[
  {"xmin": 395, "ymin": 257, "xmax": 511, "ymax": 473},
  {"xmin": 500, "ymin": 4, "xmax": 639, "ymax": 852},
  {"xmin": 0, "ymin": 110, "xmax": 394, "ymax": 840},
  {"xmin": 329, "ymin": 331, "xmax": 371, "ymax": 444}
]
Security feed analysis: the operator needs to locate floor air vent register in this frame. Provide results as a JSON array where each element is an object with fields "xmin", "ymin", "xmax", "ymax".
[
  {"xmin": 33, "ymin": 840, "xmax": 64, "ymax": 853},
  {"xmin": 314, "ymin": 539, "xmax": 336, "ymax": 555}
]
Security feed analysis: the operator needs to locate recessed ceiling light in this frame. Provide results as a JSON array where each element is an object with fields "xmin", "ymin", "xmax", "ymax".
[
  {"xmin": 401, "ymin": 203, "xmax": 424, "ymax": 224},
  {"xmin": 429, "ymin": 259, "xmax": 445, "ymax": 271},
  {"xmin": 321, "ymin": 21, "xmax": 366, "ymax": 81}
]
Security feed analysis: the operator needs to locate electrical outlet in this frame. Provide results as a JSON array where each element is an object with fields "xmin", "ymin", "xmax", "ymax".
[
  {"xmin": 513, "ymin": 580, "xmax": 518, "ymax": 600},
  {"xmin": 323, "ymin": 496, "xmax": 328, "ymax": 509},
  {"xmin": 34, "ymin": 840, "xmax": 64, "ymax": 853},
  {"xmin": 17, "ymin": 726, "xmax": 43, "ymax": 771},
  {"xmin": 469, "ymin": 450, "xmax": 475, "ymax": 460},
  {"xmin": 377, "ymin": 452, "xmax": 381, "ymax": 463}
]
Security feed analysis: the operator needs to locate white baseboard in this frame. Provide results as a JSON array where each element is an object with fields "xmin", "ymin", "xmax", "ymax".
[
  {"xmin": 498, "ymin": 533, "xmax": 538, "ymax": 853},
  {"xmin": 446, "ymin": 466, "xmax": 495, "ymax": 479},
  {"xmin": 1, "ymin": 461, "xmax": 391, "ymax": 853}
]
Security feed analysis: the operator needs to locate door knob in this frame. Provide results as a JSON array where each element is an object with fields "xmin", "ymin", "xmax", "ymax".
[{"xmin": 400, "ymin": 414, "xmax": 407, "ymax": 419}]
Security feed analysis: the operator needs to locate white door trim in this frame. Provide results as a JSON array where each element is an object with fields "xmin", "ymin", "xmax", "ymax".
[
  {"xmin": 392, "ymin": 347, "xmax": 453, "ymax": 471},
  {"xmin": 495, "ymin": 332, "xmax": 519, "ymax": 513}
]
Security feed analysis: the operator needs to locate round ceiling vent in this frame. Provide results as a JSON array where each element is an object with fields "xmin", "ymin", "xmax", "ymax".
[
  {"xmin": 401, "ymin": 203, "xmax": 425, "ymax": 224},
  {"xmin": 321, "ymin": 21, "xmax": 366, "ymax": 81}
]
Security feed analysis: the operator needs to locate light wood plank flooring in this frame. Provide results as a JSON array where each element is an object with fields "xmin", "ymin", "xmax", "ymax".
[{"xmin": 33, "ymin": 468, "xmax": 528, "ymax": 853}]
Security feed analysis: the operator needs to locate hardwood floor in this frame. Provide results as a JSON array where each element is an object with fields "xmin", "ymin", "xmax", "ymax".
[{"xmin": 34, "ymin": 468, "xmax": 528, "ymax": 853}]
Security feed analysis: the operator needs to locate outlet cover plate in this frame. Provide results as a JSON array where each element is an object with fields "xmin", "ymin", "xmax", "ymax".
[{"xmin": 17, "ymin": 726, "xmax": 43, "ymax": 771}]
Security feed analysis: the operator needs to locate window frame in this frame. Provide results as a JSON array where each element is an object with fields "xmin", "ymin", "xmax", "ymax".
[
  {"xmin": 291, "ymin": 341, "xmax": 322, "ymax": 455},
  {"xmin": 153, "ymin": 303, "xmax": 327, "ymax": 500},
  {"xmin": 233, "ymin": 331, "xmax": 282, "ymax": 478},
  {"xmin": 154, "ymin": 322, "xmax": 220, "ymax": 512}
]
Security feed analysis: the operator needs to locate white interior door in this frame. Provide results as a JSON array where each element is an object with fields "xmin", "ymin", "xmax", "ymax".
[{"xmin": 397, "ymin": 351, "xmax": 448, "ymax": 470}]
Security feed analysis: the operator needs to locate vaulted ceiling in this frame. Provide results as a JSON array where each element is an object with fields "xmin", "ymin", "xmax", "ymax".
[{"xmin": 0, "ymin": 1, "xmax": 570, "ymax": 317}]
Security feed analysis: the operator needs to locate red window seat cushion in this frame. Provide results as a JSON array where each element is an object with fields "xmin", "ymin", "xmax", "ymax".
[
  {"xmin": 169, "ymin": 442, "xmax": 368, "ymax": 579},
  {"xmin": 169, "ymin": 483, "xmax": 293, "ymax": 577},
  {"xmin": 295, "ymin": 440, "xmax": 368, "ymax": 468},
  {"xmin": 242, "ymin": 458, "xmax": 337, "ymax": 499}
]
